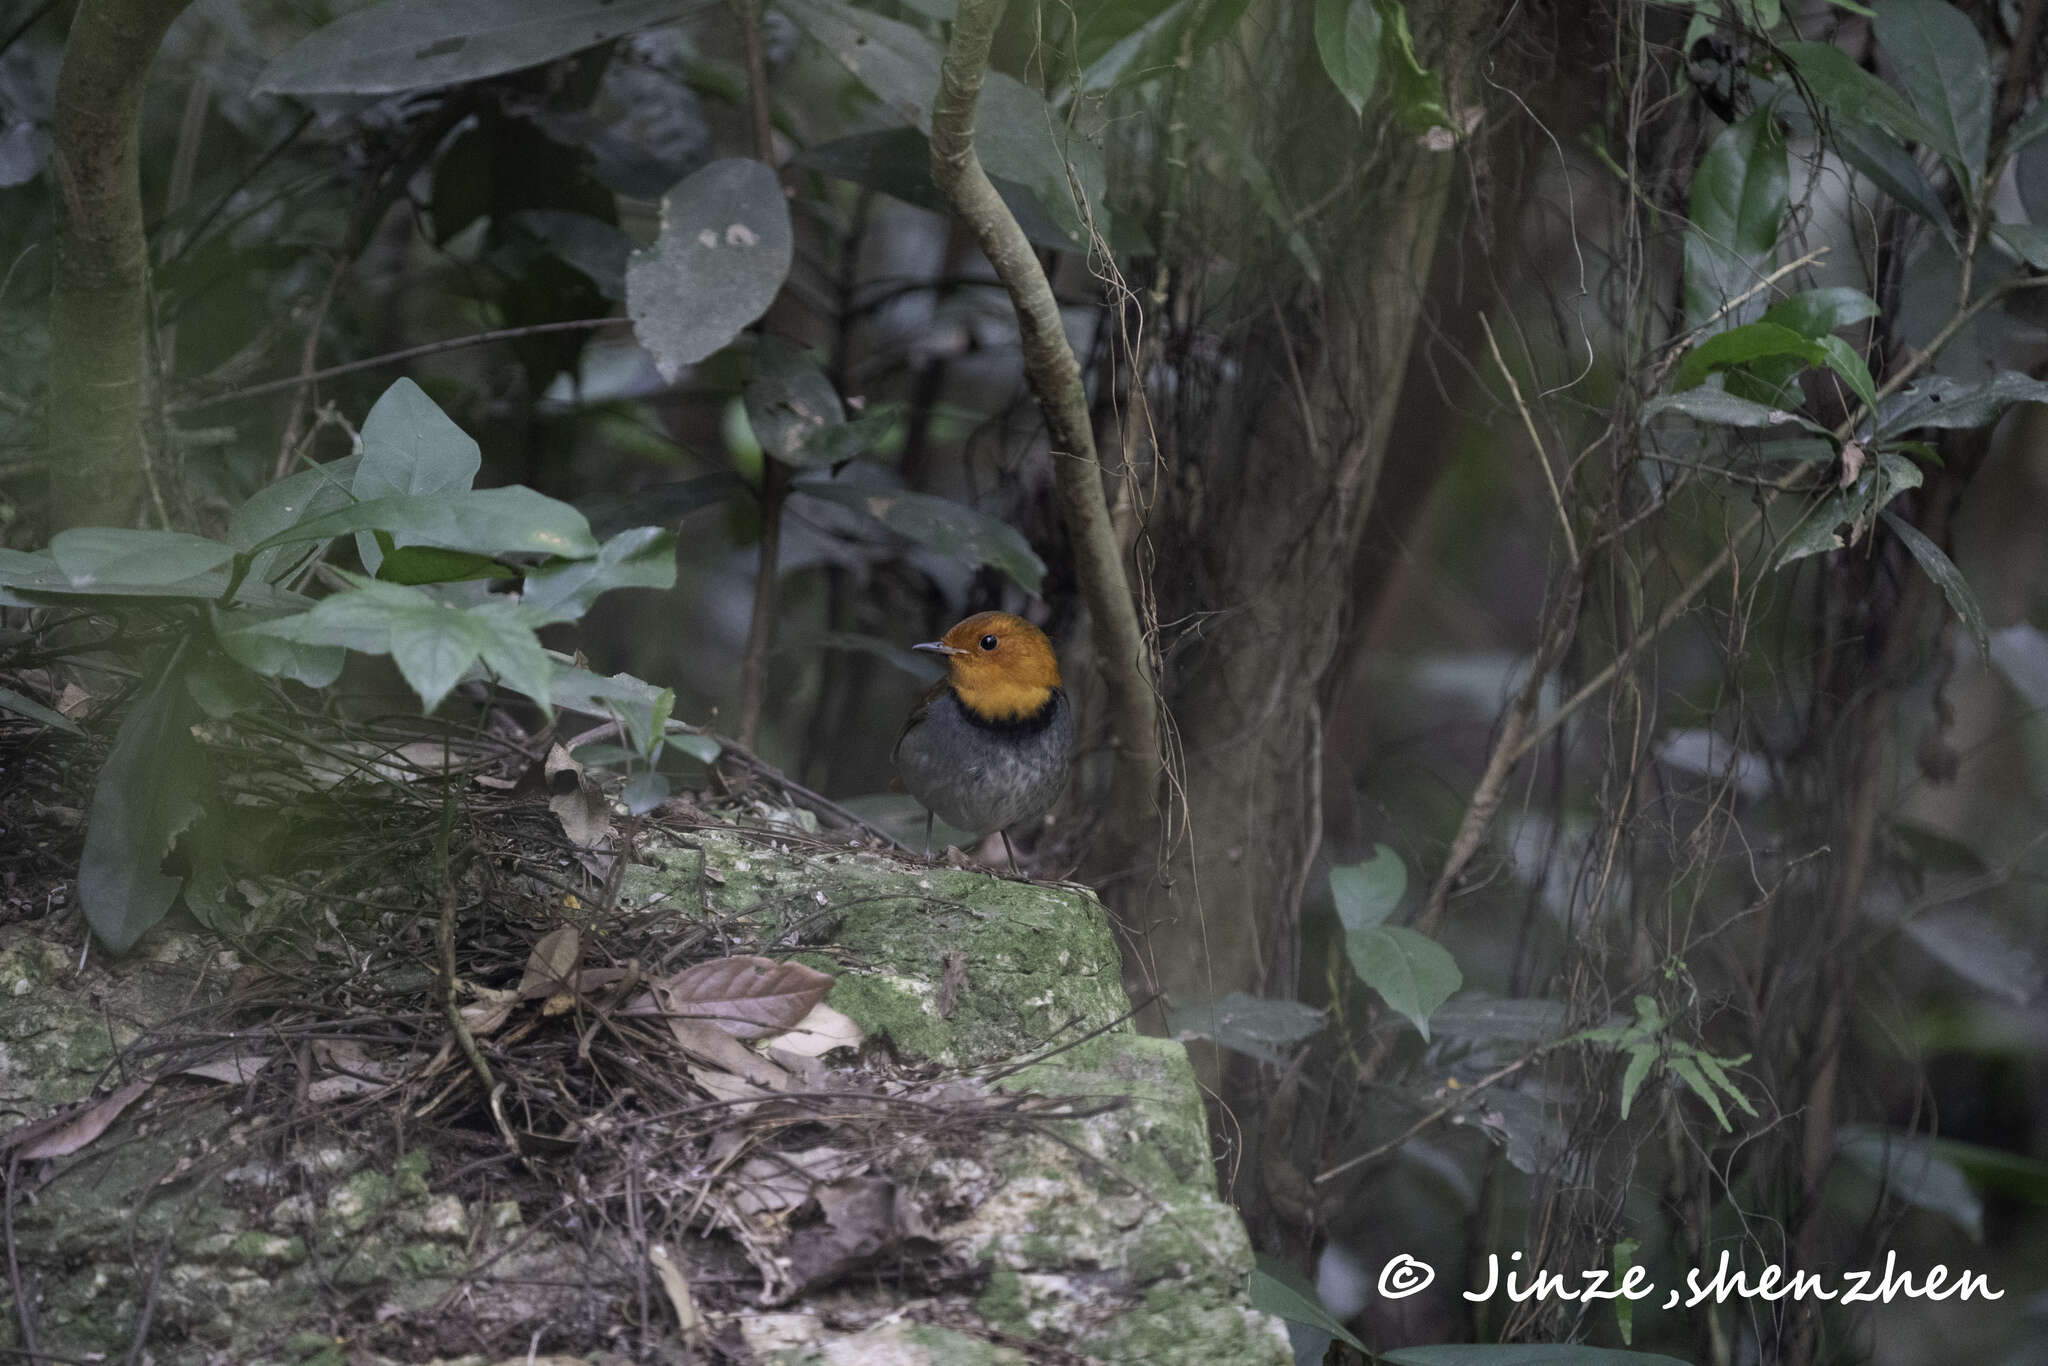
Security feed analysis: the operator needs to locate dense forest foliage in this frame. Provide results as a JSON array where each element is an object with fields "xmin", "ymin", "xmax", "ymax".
[{"xmin": 4, "ymin": 0, "xmax": 2048, "ymax": 1362}]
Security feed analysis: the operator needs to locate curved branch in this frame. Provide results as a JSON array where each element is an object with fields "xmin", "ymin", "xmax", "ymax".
[
  {"xmin": 928, "ymin": 0, "xmax": 1161, "ymax": 817},
  {"xmin": 46, "ymin": 0, "xmax": 194, "ymax": 529}
]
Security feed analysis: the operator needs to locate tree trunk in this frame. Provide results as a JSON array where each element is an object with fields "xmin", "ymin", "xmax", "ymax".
[{"xmin": 46, "ymin": 0, "xmax": 192, "ymax": 530}]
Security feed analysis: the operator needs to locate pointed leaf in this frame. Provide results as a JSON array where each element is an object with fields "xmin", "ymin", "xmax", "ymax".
[
  {"xmin": 1759, "ymin": 285, "xmax": 1880, "ymax": 339},
  {"xmin": 1837, "ymin": 1124, "xmax": 1984, "ymax": 1240},
  {"xmin": 1874, "ymin": 0, "xmax": 1990, "ymax": 186},
  {"xmin": 1343, "ymin": 925, "xmax": 1461, "ymax": 1039},
  {"xmin": 1835, "ymin": 121, "xmax": 1953, "ymax": 232},
  {"xmin": 80, "ymin": 663, "xmax": 209, "ymax": 952},
  {"xmin": 744, "ymin": 340, "xmax": 846, "ymax": 465},
  {"xmin": 1617, "ymin": 1044, "xmax": 1656, "ymax": 1120},
  {"xmin": 1667, "ymin": 1054, "xmax": 1734, "ymax": 1130},
  {"xmin": 1642, "ymin": 389, "xmax": 1817, "ymax": 429},
  {"xmin": 351, "ymin": 378, "xmax": 483, "ymax": 573},
  {"xmin": 248, "ymin": 487, "xmax": 597, "ymax": 563},
  {"xmin": 660, "ymin": 955, "xmax": 836, "ymax": 1039},
  {"xmin": 1314, "ymin": 0, "xmax": 1381, "ymax": 116},
  {"xmin": 521, "ymin": 526, "xmax": 677, "ymax": 625},
  {"xmin": 1685, "ymin": 109, "xmax": 1789, "ymax": 330},
  {"xmin": 1878, "ymin": 370, "xmax": 2048, "ymax": 433},
  {"xmin": 1249, "ymin": 1255, "xmax": 1368, "ymax": 1356},
  {"xmin": 1329, "ymin": 846, "xmax": 1407, "ymax": 930},
  {"xmin": 1880, "ymin": 509, "xmax": 1989, "ymax": 658}
]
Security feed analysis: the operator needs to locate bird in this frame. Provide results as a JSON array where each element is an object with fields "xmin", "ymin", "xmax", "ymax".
[{"xmin": 892, "ymin": 611, "xmax": 1073, "ymax": 876}]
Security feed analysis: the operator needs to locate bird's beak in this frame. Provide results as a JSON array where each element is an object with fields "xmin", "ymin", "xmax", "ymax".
[{"xmin": 913, "ymin": 641, "xmax": 968, "ymax": 656}]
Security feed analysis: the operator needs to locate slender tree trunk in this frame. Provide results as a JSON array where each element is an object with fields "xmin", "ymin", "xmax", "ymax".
[{"xmin": 46, "ymin": 0, "xmax": 193, "ymax": 530}]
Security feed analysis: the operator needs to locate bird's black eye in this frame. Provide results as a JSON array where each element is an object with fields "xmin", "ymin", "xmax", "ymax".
[{"xmin": 979, "ymin": 634, "xmax": 999, "ymax": 651}]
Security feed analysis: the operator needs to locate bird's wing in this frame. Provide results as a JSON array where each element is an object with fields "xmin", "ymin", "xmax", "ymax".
[{"xmin": 891, "ymin": 680, "xmax": 951, "ymax": 765}]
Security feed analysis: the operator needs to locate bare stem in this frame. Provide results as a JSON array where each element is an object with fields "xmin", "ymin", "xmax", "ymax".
[{"xmin": 928, "ymin": 0, "xmax": 1161, "ymax": 817}]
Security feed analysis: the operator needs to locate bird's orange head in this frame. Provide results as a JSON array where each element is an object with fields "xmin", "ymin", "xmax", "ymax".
[{"xmin": 914, "ymin": 611, "xmax": 1062, "ymax": 721}]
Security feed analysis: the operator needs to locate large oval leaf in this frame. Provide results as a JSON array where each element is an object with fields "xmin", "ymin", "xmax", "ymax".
[
  {"xmin": 626, "ymin": 159, "xmax": 793, "ymax": 381},
  {"xmin": 255, "ymin": 0, "xmax": 712, "ymax": 95}
]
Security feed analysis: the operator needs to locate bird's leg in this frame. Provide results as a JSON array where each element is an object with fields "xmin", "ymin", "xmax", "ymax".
[
  {"xmin": 1000, "ymin": 829, "xmax": 1019, "ymax": 878},
  {"xmin": 922, "ymin": 809, "xmax": 934, "ymax": 861}
]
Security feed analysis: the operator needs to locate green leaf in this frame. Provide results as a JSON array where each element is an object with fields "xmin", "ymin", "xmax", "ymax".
[
  {"xmin": 1381, "ymin": 1345, "xmax": 1692, "ymax": 1365},
  {"xmin": 1668, "ymin": 1054, "xmax": 1734, "ymax": 1129},
  {"xmin": 1343, "ymin": 925, "xmax": 1461, "ymax": 1040},
  {"xmin": 550, "ymin": 664, "xmax": 675, "ymax": 755},
  {"xmin": 794, "ymin": 483, "xmax": 1046, "ymax": 593},
  {"xmin": 1165, "ymin": 992, "xmax": 1327, "ymax": 1066},
  {"xmin": 745, "ymin": 340, "xmax": 846, "ymax": 465},
  {"xmin": 1078, "ymin": 0, "xmax": 1250, "ymax": 92},
  {"xmin": 375, "ymin": 545, "xmax": 518, "ymax": 585},
  {"xmin": 1688, "ymin": 1049, "xmax": 1760, "ymax": 1118},
  {"xmin": 1878, "ymin": 370, "xmax": 2048, "ymax": 432},
  {"xmin": 1781, "ymin": 41, "xmax": 1932, "ymax": 146},
  {"xmin": 230, "ymin": 454, "xmax": 362, "ymax": 585},
  {"xmin": 236, "ymin": 578, "xmax": 553, "ymax": 715},
  {"xmin": 247, "ymin": 487, "xmax": 598, "ymax": 564},
  {"xmin": 1758, "ymin": 286, "xmax": 1880, "ymax": 339},
  {"xmin": 1612, "ymin": 1237, "xmax": 1641, "ymax": 1345},
  {"xmin": 622, "ymin": 771, "xmax": 671, "ymax": 815},
  {"xmin": 1814, "ymin": 334, "xmax": 1879, "ymax": 414},
  {"xmin": 255, "ymin": 0, "xmax": 713, "ymax": 95},
  {"xmin": 80, "ymin": 660, "xmax": 210, "ymax": 953},
  {"xmin": 779, "ymin": 0, "xmax": 1110, "ymax": 246},
  {"xmin": 1314, "ymin": 0, "xmax": 1381, "ymax": 116},
  {"xmin": 0, "ymin": 685, "xmax": 81, "ymax": 735},
  {"xmin": 1617, "ymin": 1043, "xmax": 1657, "ymax": 1120},
  {"xmin": 1874, "ymin": 0, "xmax": 1991, "ymax": 187},
  {"xmin": 1833, "ymin": 121, "xmax": 1953, "ymax": 233},
  {"xmin": 1329, "ymin": 846, "xmax": 1406, "ymax": 930},
  {"xmin": 213, "ymin": 606, "xmax": 347, "ymax": 687},
  {"xmin": 1249, "ymin": 1255, "xmax": 1368, "ymax": 1355},
  {"xmin": 2007, "ymin": 97, "xmax": 2048, "ymax": 158},
  {"xmin": 668, "ymin": 732, "xmax": 722, "ymax": 764},
  {"xmin": 49, "ymin": 529, "xmax": 236, "ymax": 588},
  {"xmin": 1992, "ymin": 222, "xmax": 2048, "ymax": 268},
  {"xmin": 521, "ymin": 526, "xmax": 677, "ymax": 626},
  {"xmin": 183, "ymin": 655, "xmax": 269, "ymax": 719},
  {"xmin": 1880, "ymin": 509, "xmax": 1989, "ymax": 659},
  {"xmin": 1375, "ymin": 0, "xmax": 1450, "ymax": 133},
  {"xmin": 1837, "ymin": 1124, "xmax": 1984, "ymax": 1240},
  {"xmin": 1684, "ymin": 108, "xmax": 1790, "ymax": 331},
  {"xmin": 353, "ymin": 378, "xmax": 483, "ymax": 575},
  {"xmin": 1641, "ymin": 389, "xmax": 1816, "ymax": 429},
  {"xmin": 626, "ymin": 159, "xmax": 794, "ymax": 381},
  {"xmin": 1675, "ymin": 321, "xmax": 1824, "ymax": 391},
  {"xmin": 1775, "ymin": 492, "xmax": 1852, "ymax": 566}
]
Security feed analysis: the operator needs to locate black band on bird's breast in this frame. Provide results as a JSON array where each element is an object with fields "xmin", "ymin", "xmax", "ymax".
[{"xmin": 953, "ymin": 687, "xmax": 1063, "ymax": 737}]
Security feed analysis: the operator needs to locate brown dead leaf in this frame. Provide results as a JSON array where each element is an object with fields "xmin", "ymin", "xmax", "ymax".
[
  {"xmin": 9, "ymin": 1079, "xmax": 153, "ymax": 1160},
  {"xmin": 764, "ymin": 1002, "xmax": 864, "ymax": 1058},
  {"xmin": 623, "ymin": 989, "xmax": 793, "ymax": 1106},
  {"xmin": 518, "ymin": 926, "xmax": 582, "ymax": 1001},
  {"xmin": 1838, "ymin": 441, "xmax": 1867, "ymax": 489},
  {"xmin": 657, "ymin": 955, "xmax": 835, "ymax": 1039}
]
